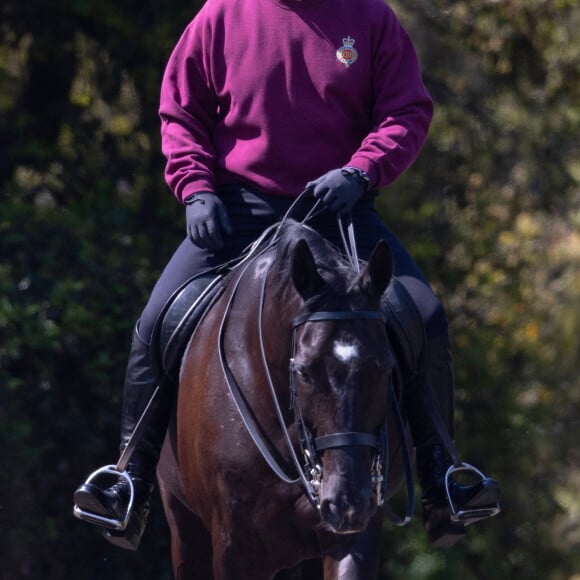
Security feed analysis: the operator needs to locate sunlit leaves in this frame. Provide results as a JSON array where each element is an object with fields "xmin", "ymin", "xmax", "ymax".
[{"xmin": 0, "ymin": 0, "xmax": 579, "ymax": 578}]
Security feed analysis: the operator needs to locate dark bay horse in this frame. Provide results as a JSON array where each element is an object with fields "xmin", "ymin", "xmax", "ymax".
[{"xmin": 157, "ymin": 220, "xmax": 410, "ymax": 580}]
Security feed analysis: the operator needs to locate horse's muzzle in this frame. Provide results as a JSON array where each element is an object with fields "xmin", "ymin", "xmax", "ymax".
[{"xmin": 319, "ymin": 474, "xmax": 377, "ymax": 534}]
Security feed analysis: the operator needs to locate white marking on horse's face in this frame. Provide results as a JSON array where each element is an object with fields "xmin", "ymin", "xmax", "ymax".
[
  {"xmin": 333, "ymin": 340, "xmax": 359, "ymax": 363},
  {"xmin": 253, "ymin": 256, "xmax": 273, "ymax": 279}
]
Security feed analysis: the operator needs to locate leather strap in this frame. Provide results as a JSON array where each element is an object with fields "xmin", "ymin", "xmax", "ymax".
[
  {"xmin": 293, "ymin": 310, "xmax": 386, "ymax": 327},
  {"xmin": 314, "ymin": 432, "xmax": 378, "ymax": 452},
  {"xmin": 423, "ymin": 379, "xmax": 462, "ymax": 467},
  {"xmin": 337, "ymin": 213, "xmax": 360, "ymax": 272},
  {"xmin": 115, "ymin": 384, "xmax": 161, "ymax": 473},
  {"xmin": 384, "ymin": 368, "xmax": 415, "ymax": 526}
]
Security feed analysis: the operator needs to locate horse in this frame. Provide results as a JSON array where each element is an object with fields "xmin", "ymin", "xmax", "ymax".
[{"xmin": 157, "ymin": 219, "xmax": 412, "ymax": 580}]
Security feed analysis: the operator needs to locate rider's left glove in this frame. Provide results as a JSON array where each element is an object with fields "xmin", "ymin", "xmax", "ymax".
[{"xmin": 306, "ymin": 168, "xmax": 370, "ymax": 215}]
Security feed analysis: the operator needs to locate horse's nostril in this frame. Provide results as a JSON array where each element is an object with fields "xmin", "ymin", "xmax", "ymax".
[{"xmin": 320, "ymin": 499, "xmax": 341, "ymax": 524}]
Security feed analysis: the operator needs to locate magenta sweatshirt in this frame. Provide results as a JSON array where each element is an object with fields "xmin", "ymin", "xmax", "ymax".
[{"xmin": 160, "ymin": 0, "xmax": 433, "ymax": 201}]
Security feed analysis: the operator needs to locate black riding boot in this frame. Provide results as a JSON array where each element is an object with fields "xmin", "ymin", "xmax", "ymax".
[
  {"xmin": 74, "ymin": 322, "xmax": 171, "ymax": 550},
  {"xmin": 406, "ymin": 335, "xmax": 501, "ymax": 547}
]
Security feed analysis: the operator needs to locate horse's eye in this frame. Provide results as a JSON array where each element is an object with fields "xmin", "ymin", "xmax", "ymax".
[
  {"xmin": 373, "ymin": 357, "xmax": 390, "ymax": 376},
  {"xmin": 293, "ymin": 363, "xmax": 312, "ymax": 383}
]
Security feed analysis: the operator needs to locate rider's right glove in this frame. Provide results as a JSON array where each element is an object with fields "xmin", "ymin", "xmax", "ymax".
[{"xmin": 184, "ymin": 192, "xmax": 233, "ymax": 251}]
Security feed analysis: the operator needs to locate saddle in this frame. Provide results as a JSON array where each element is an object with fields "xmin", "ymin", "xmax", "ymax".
[
  {"xmin": 150, "ymin": 268, "xmax": 425, "ymax": 384},
  {"xmin": 150, "ymin": 271, "xmax": 227, "ymax": 383}
]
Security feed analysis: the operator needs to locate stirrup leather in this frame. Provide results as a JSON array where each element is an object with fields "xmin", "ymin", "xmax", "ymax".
[
  {"xmin": 445, "ymin": 463, "xmax": 501, "ymax": 525},
  {"xmin": 73, "ymin": 465, "xmax": 134, "ymax": 530}
]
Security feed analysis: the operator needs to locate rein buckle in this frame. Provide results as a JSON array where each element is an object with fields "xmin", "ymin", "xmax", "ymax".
[
  {"xmin": 371, "ymin": 454, "xmax": 385, "ymax": 506},
  {"xmin": 303, "ymin": 449, "xmax": 322, "ymax": 507}
]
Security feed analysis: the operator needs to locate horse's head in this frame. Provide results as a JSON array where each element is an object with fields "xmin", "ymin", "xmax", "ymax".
[{"xmin": 287, "ymin": 233, "xmax": 394, "ymax": 534}]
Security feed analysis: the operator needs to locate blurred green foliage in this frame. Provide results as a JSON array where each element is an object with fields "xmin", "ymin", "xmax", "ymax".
[{"xmin": 1, "ymin": 0, "xmax": 578, "ymax": 578}]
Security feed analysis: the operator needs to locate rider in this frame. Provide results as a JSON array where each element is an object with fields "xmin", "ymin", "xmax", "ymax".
[{"xmin": 74, "ymin": 0, "xmax": 501, "ymax": 550}]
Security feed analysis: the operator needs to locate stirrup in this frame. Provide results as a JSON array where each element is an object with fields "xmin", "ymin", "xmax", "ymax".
[
  {"xmin": 73, "ymin": 465, "xmax": 134, "ymax": 531},
  {"xmin": 444, "ymin": 463, "xmax": 501, "ymax": 525}
]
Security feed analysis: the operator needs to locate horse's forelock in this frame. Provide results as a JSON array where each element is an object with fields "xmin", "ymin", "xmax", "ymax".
[{"xmin": 272, "ymin": 220, "xmax": 356, "ymax": 298}]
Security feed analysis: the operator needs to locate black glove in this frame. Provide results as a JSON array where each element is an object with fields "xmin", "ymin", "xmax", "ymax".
[
  {"xmin": 184, "ymin": 192, "xmax": 233, "ymax": 251},
  {"xmin": 307, "ymin": 168, "xmax": 369, "ymax": 214}
]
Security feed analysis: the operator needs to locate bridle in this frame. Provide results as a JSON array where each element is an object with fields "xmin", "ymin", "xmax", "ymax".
[
  {"xmin": 290, "ymin": 304, "xmax": 413, "ymax": 524},
  {"xmin": 288, "ymin": 309, "xmax": 388, "ymax": 506},
  {"xmin": 217, "ymin": 210, "xmax": 414, "ymax": 519},
  {"xmin": 218, "ymin": 248, "xmax": 391, "ymax": 507}
]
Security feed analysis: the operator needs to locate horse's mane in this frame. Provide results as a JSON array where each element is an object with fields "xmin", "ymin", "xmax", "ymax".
[{"xmin": 271, "ymin": 219, "xmax": 359, "ymax": 306}]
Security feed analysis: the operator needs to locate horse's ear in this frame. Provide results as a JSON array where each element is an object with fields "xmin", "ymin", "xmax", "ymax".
[
  {"xmin": 291, "ymin": 239, "xmax": 325, "ymax": 300},
  {"xmin": 359, "ymin": 240, "xmax": 393, "ymax": 297}
]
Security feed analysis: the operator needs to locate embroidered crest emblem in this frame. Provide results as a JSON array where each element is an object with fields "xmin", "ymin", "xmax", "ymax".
[{"xmin": 336, "ymin": 36, "xmax": 358, "ymax": 68}]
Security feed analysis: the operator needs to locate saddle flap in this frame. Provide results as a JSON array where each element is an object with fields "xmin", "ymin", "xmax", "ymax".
[
  {"xmin": 151, "ymin": 273, "xmax": 225, "ymax": 381},
  {"xmin": 382, "ymin": 277, "xmax": 425, "ymax": 374}
]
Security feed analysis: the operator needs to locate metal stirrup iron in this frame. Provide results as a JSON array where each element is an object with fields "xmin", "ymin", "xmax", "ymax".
[
  {"xmin": 445, "ymin": 463, "xmax": 501, "ymax": 525},
  {"xmin": 73, "ymin": 384, "xmax": 162, "ymax": 529},
  {"xmin": 422, "ymin": 381, "xmax": 501, "ymax": 522}
]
